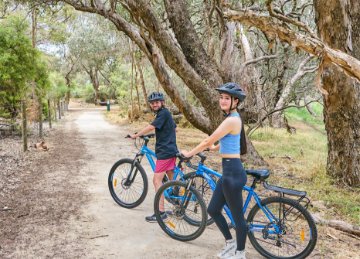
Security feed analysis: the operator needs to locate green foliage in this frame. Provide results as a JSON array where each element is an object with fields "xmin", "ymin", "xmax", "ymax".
[
  {"xmin": 82, "ymin": 84, "xmax": 95, "ymax": 103},
  {"xmin": 0, "ymin": 15, "xmax": 38, "ymax": 118},
  {"xmin": 48, "ymin": 71, "xmax": 67, "ymax": 99},
  {"xmin": 285, "ymin": 103, "xmax": 324, "ymax": 126},
  {"xmin": 34, "ymin": 58, "xmax": 51, "ymax": 98},
  {"xmin": 0, "ymin": 15, "xmax": 37, "ymax": 90}
]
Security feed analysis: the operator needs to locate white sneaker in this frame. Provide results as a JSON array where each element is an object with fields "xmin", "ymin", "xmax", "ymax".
[
  {"xmin": 217, "ymin": 239, "xmax": 236, "ymax": 258},
  {"xmin": 228, "ymin": 250, "xmax": 246, "ymax": 259}
]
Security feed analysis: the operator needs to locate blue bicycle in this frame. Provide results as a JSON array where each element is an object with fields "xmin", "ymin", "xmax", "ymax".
[
  {"xmin": 154, "ymin": 153, "xmax": 317, "ymax": 258},
  {"xmin": 108, "ymin": 133, "xmax": 185, "ymax": 208}
]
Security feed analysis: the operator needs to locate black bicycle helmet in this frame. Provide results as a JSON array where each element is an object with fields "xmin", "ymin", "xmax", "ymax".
[
  {"xmin": 215, "ymin": 82, "xmax": 246, "ymax": 102},
  {"xmin": 148, "ymin": 92, "xmax": 164, "ymax": 102}
]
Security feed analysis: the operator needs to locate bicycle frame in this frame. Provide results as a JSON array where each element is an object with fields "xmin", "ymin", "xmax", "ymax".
[
  {"xmin": 194, "ymin": 163, "xmax": 283, "ymax": 235},
  {"xmin": 135, "ymin": 143, "xmax": 184, "ymax": 180}
]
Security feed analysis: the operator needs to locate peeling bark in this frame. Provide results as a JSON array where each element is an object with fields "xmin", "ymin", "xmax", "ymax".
[{"xmin": 314, "ymin": 0, "xmax": 360, "ymax": 186}]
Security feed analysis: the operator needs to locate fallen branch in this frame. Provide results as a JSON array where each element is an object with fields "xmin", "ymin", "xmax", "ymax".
[
  {"xmin": 0, "ymin": 207, "xmax": 12, "ymax": 211},
  {"xmin": 81, "ymin": 234, "xmax": 109, "ymax": 240},
  {"xmin": 17, "ymin": 213, "xmax": 29, "ymax": 218},
  {"xmin": 312, "ymin": 214, "xmax": 360, "ymax": 237}
]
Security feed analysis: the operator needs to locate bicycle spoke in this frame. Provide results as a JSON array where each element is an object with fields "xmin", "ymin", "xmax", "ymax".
[
  {"xmin": 247, "ymin": 197, "xmax": 317, "ymax": 259},
  {"xmin": 155, "ymin": 181, "xmax": 207, "ymax": 241},
  {"xmin": 108, "ymin": 159, "xmax": 148, "ymax": 208}
]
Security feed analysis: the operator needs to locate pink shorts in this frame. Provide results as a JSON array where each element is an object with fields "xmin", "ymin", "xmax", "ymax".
[{"xmin": 155, "ymin": 157, "xmax": 176, "ymax": 173}]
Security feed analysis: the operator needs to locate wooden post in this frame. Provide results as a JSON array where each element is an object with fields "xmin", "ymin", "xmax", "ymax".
[
  {"xmin": 58, "ymin": 99, "xmax": 61, "ymax": 119},
  {"xmin": 38, "ymin": 98, "xmax": 43, "ymax": 138},
  {"xmin": 48, "ymin": 99, "xmax": 52, "ymax": 129},
  {"xmin": 21, "ymin": 99, "xmax": 28, "ymax": 152}
]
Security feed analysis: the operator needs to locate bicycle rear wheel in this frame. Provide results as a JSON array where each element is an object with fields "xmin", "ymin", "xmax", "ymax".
[
  {"xmin": 247, "ymin": 196, "xmax": 317, "ymax": 259},
  {"xmin": 154, "ymin": 181, "xmax": 207, "ymax": 241},
  {"xmin": 183, "ymin": 172, "xmax": 218, "ymax": 226},
  {"xmin": 108, "ymin": 158, "xmax": 148, "ymax": 208}
]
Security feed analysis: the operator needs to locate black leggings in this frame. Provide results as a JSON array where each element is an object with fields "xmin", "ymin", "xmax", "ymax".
[{"xmin": 207, "ymin": 158, "xmax": 247, "ymax": 251}]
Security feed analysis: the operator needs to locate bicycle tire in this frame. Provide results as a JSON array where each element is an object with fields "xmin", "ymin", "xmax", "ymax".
[
  {"xmin": 183, "ymin": 172, "xmax": 217, "ymax": 226},
  {"xmin": 154, "ymin": 181, "xmax": 207, "ymax": 242},
  {"xmin": 108, "ymin": 158, "xmax": 148, "ymax": 208},
  {"xmin": 247, "ymin": 196, "xmax": 317, "ymax": 259}
]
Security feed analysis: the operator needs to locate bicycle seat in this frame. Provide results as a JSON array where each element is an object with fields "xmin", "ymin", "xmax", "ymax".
[{"xmin": 245, "ymin": 169, "xmax": 270, "ymax": 181}]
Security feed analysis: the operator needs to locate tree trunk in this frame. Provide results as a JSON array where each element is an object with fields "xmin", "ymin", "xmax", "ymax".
[
  {"xmin": 272, "ymin": 55, "xmax": 316, "ymax": 128},
  {"xmin": 134, "ymin": 59, "xmax": 141, "ymax": 112},
  {"xmin": 314, "ymin": 0, "xmax": 360, "ymax": 186},
  {"xmin": 237, "ymin": 24, "xmax": 267, "ymax": 123},
  {"xmin": 21, "ymin": 99, "xmax": 28, "ymax": 152},
  {"xmin": 89, "ymin": 68, "xmax": 100, "ymax": 105},
  {"xmin": 135, "ymin": 57, "xmax": 150, "ymax": 110}
]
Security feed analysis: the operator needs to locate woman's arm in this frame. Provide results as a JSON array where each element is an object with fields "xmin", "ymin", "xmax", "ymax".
[
  {"xmin": 182, "ymin": 118, "xmax": 234, "ymax": 157},
  {"xmin": 209, "ymin": 143, "xmax": 220, "ymax": 151}
]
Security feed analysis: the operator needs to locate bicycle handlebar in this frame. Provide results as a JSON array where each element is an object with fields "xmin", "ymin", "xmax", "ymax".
[
  {"xmin": 125, "ymin": 133, "xmax": 156, "ymax": 149},
  {"xmin": 125, "ymin": 133, "xmax": 155, "ymax": 139}
]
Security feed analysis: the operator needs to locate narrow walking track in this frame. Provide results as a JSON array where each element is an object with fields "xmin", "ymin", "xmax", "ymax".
[{"xmin": 1, "ymin": 108, "xmax": 260, "ymax": 258}]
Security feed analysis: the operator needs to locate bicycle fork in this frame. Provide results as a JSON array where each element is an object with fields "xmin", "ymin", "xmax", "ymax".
[
  {"xmin": 124, "ymin": 155, "xmax": 143, "ymax": 186},
  {"xmin": 179, "ymin": 179, "xmax": 197, "ymax": 214}
]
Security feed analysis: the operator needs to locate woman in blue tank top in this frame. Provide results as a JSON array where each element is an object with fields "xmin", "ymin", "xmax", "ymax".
[{"xmin": 182, "ymin": 82, "xmax": 247, "ymax": 259}]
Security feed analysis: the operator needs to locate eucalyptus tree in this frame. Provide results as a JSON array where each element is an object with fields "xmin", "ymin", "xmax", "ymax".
[
  {"xmin": 66, "ymin": 13, "xmax": 121, "ymax": 104},
  {"xmin": 313, "ymin": 0, "xmax": 360, "ymax": 186}
]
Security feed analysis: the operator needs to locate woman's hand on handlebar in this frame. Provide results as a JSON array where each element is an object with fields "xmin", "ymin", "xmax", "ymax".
[
  {"xmin": 209, "ymin": 144, "xmax": 219, "ymax": 151},
  {"xmin": 180, "ymin": 150, "xmax": 192, "ymax": 158}
]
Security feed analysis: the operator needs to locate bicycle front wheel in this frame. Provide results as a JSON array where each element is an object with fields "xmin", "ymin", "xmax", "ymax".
[
  {"xmin": 183, "ymin": 172, "xmax": 218, "ymax": 226},
  {"xmin": 154, "ymin": 181, "xmax": 207, "ymax": 242},
  {"xmin": 247, "ymin": 196, "xmax": 317, "ymax": 259},
  {"xmin": 108, "ymin": 158, "xmax": 148, "ymax": 208}
]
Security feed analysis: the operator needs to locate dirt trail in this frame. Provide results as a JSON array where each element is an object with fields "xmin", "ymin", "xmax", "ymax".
[{"xmin": 0, "ymin": 108, "xmax": 260, "ymax": 258}]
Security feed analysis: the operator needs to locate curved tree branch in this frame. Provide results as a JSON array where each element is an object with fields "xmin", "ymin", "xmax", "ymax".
[{"xmin": 224, "ymin": 9, "xmax": 360, "ymax": 83}]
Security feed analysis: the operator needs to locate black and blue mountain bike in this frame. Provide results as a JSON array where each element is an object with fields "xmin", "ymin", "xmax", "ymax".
[
  {"xmin": 108, "ymin": 133, "xmax": 187, "ymax": 208},
  {"xmin": 154, "ymin": 153, "xmax": 317, "ymax": 259}
]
